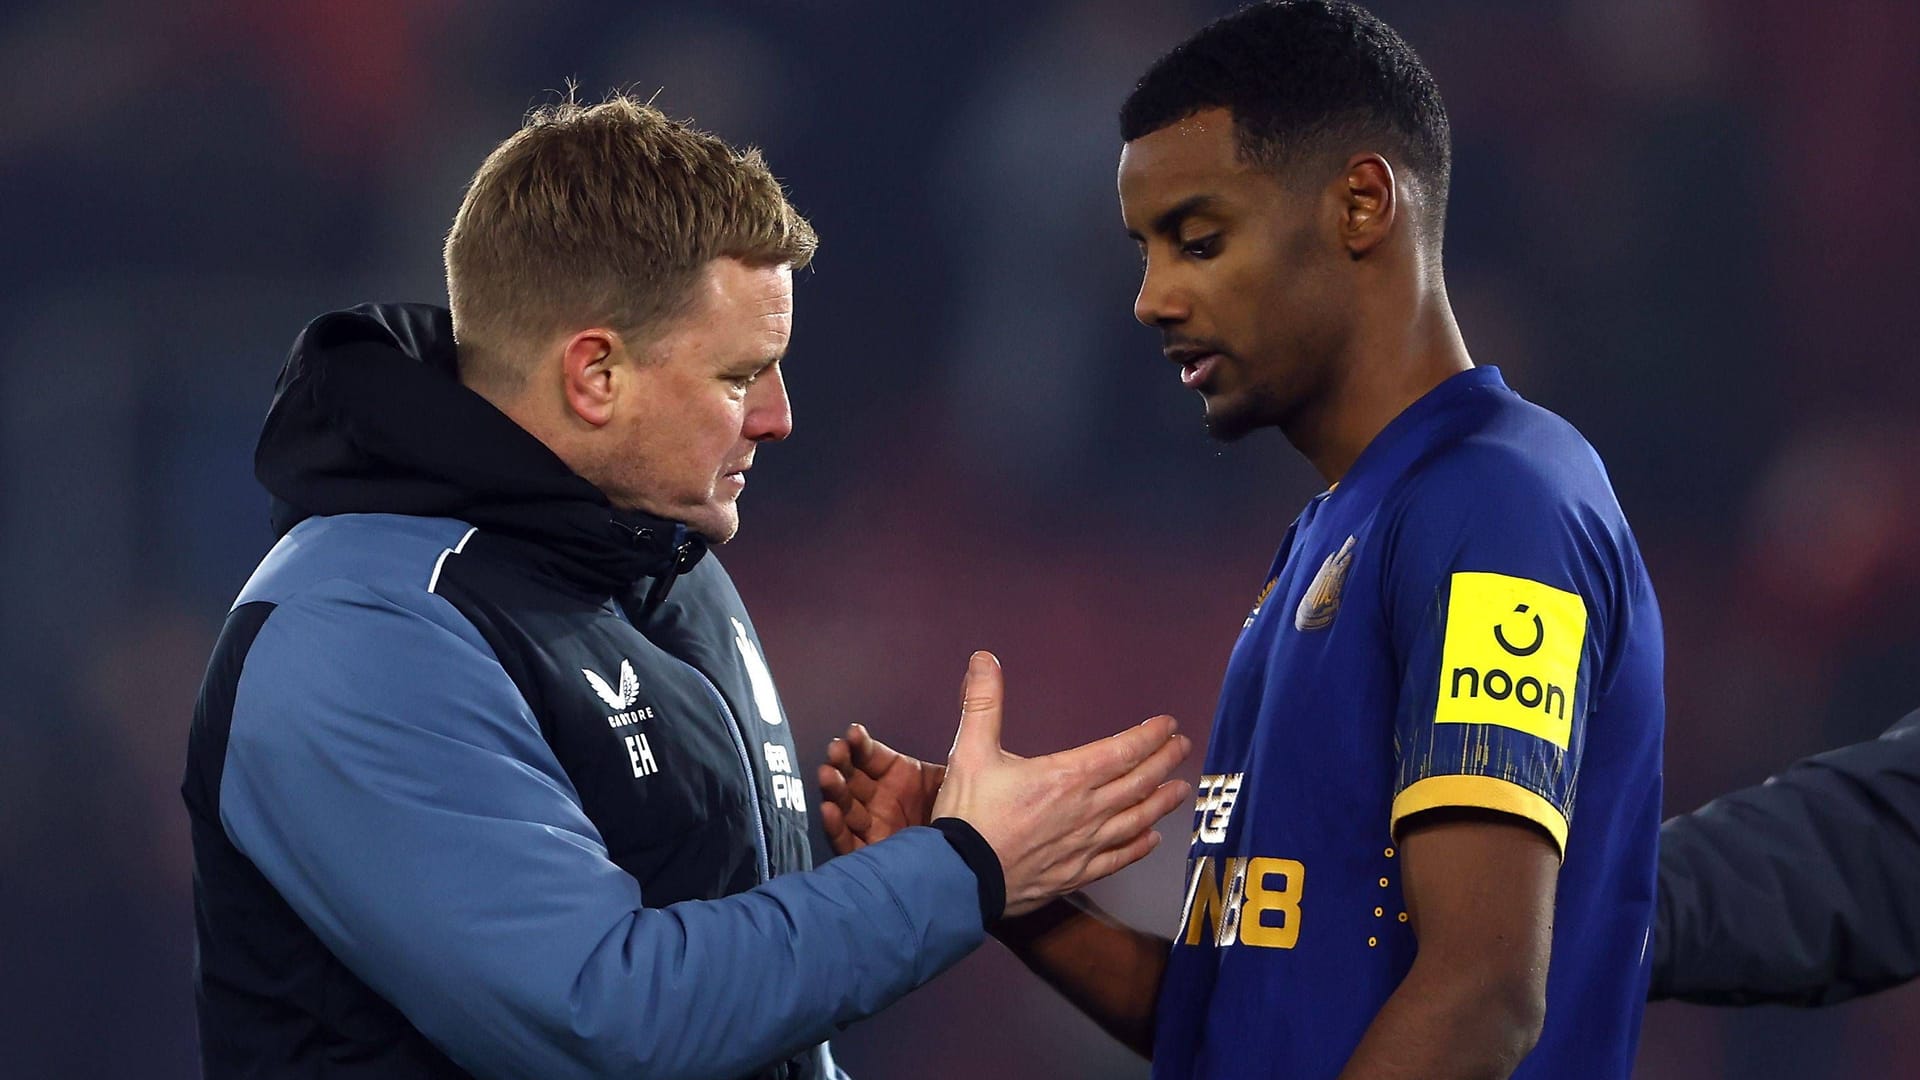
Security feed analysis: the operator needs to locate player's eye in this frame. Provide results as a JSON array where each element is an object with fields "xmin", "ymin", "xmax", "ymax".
[{"xmin": 1182, "ymin": 234, "xmax": 1221, "ymax": 259}]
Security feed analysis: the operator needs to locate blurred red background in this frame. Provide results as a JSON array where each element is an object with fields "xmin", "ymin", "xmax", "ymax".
[{"xmin": 3, "ymin": 1, "xmax": 1917, "ymax": 1075}]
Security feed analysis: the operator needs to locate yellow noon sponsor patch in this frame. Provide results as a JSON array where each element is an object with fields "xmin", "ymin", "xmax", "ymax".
[{"xmin": 1434, "ymin": 572, "xmax": 1586, "ymax": 749}]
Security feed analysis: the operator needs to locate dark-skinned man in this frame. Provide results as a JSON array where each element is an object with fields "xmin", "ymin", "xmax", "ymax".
[{"xmin": 818, "ymin": 3, "xmax": 1664, "ymax": 1079}]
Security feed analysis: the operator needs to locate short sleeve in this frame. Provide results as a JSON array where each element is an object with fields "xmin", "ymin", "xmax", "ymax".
[{"xmin": 1382, "ymin": 449, "xmax": 1618, "ymax": 857}]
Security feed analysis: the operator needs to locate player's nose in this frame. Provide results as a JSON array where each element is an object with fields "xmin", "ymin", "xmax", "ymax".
[{"xmin": 1133, "ymin": 262, "xmax": 1189, "ymax": 328}]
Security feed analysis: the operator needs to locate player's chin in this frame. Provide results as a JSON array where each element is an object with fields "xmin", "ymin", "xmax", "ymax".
[{"xmin": 1201, "ymin": 393, "xmax": 1264, "ymax": 443}]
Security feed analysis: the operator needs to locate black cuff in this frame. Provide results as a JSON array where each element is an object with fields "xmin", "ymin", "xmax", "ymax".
[
  {"xmin": 985, "ymin": 892, "xmax": 1079, "ymax": 944},
  {"xmin": 931, "ymin": 817, "xmax": 1005, "ymax": 924}
]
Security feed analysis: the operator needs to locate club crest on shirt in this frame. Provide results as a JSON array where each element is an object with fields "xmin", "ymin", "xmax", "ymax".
[
  {"xmin": 1295, "ymin": 535, "xmax": 1357, "ymax": 631},
  {"xmin": 1243, "ymin": 577, "xmax": 1281, "ymax": 629}
]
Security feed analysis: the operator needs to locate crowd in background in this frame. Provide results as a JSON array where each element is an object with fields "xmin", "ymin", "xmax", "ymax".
[{"xmin": 3, "ymin": 1, "xmax": 1918, "ymax": 1075}]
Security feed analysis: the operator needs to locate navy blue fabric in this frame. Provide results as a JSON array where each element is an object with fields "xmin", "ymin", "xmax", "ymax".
[
  {"xmin": 200, "ymin": 513, "xmax": 982, "ymax": 1079},
  {"xmin": 186, "ymin": 304, "xmax": 985, "ymax": 1080},
  {"xmin": 1151, "ymin": 368, "xmax": 1664, "ymax": 1080},
  {"xmin": 1655, "ymin": 708, "xmax": 1920, "ymax": 1005}
]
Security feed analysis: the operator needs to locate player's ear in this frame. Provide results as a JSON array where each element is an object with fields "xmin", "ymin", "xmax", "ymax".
[
  {"xmin": 561, "ymin": 329, "xmax": 620, "ymax": 427},
  {"xmin": 1339, "ymin": 153, "xmax": 1396, "ymax": 259}
]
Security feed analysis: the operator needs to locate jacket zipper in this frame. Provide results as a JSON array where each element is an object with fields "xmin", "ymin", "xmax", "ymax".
[
  {"xmin": 611, "ymin": 600, "xmax": 773, "ymax": 884},
  {"xmin": 681, "ymin": 659, "xmax": 773, "ymax": 884}
]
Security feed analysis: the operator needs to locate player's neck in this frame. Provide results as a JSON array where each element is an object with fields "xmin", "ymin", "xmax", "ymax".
[{"xmin": 1292, "ymin": 291, "xmax": 1472, "ymax": 487}]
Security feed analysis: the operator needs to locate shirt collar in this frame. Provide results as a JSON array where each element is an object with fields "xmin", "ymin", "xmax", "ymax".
[{"xmin": 1326, "ymin": 365, "xmax": 1508, "ymax": 507}]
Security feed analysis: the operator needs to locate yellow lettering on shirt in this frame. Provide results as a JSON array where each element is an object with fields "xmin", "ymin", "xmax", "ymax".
[
  {"xmin": 1179, "ymin": 855, "xmax": 1305, "ymax": 950},
  {"xmin": 1181, "ymin": 855, "xmax": 1225, "ymax": 946},
  {"xmin": 1238, "ymin": 857, "xmax": 1305, "ymax": 949}
]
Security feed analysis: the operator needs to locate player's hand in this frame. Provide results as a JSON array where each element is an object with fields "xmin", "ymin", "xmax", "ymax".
[
  {"xmin": 818, "ymin": 725, "xmax": 946, "ymax": 856},
  {"xmin": 928, "ymin": 651, "xmax": 1192, "ymax": 917}
]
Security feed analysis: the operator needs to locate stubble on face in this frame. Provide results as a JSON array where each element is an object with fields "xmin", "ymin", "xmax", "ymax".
[
  {"xmin": 1199, "ymin": 374, "xmax": 1284, "ymax": 442},
  {"xmin": 599, "ymin": 259, "xmax": 794, "ymax": 542}
]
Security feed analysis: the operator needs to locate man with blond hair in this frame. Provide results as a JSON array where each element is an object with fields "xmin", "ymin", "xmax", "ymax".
[{"xmin": 182, "ymin": 95, "xmax": 1191, "ymax": 1080}]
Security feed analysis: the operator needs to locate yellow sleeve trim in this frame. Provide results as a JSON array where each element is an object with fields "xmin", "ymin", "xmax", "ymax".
[{"xmin": 1390, "ymin": 775, "xmax": 1568, "ymax": 859}]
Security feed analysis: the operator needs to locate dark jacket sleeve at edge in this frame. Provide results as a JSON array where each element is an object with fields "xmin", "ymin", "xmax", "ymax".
[{"xmin": 1652, "ymin": 708, "xmax": 1920, "ymax": 1005}]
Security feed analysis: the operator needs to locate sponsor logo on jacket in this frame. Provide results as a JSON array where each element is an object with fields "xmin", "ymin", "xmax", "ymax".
[{"xmin": 586, "ymin": 659, "xmax": 660, "ymax": 777}]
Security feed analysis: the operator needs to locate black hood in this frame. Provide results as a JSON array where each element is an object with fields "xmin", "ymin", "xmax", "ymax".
[{"xmin": 255, "ymin": 302, "xmax": 706, "ymax": 596}]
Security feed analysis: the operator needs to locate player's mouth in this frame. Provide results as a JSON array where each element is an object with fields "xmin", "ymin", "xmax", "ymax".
[
  {"xmin": 1166, "ymin": 345, "xmax": 1226, "ymax": 391},
  {"xmin": 721, "ymin": 463, "xmax": 751, "ymax": 491}
]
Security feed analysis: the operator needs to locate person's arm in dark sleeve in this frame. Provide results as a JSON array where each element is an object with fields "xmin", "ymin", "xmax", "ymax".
[
  {"xmin": 221, "ymin": 579, "xmax": 990, "ymax": 1080},
  {"xmin": 1653, "ymin": 708, "xmax": 1920, "ymax": 1006}
]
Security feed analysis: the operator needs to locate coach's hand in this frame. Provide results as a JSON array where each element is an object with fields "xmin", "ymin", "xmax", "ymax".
[{"xmin": 925, "ymin": 651, "xmax": 1190, "ymax": 917}]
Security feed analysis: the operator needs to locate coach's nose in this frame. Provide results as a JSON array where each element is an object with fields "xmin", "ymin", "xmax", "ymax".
[{"xmin": 745, "ymin": 363, "xmax": 793, "ymax": 443}]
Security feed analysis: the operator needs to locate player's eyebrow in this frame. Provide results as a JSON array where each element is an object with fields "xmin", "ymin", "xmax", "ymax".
[{"xmin": 1127, "ymin": 194, "xmax": 1223, "ymax": 242}]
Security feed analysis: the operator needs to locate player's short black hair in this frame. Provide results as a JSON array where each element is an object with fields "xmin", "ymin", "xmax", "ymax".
[{"xmin": 1122, "ymin": 1, "xmax": 1451, "ymax": 223}]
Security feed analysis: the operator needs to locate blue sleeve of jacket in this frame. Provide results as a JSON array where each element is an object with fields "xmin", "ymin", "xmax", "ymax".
[
  {"xmin": 220, "ymin": 577, "xmax": 985, "ymax": 1079},
  {"xmin": 1652, "ymin": 709, "xmax": 1920, "ymax": 1005}
]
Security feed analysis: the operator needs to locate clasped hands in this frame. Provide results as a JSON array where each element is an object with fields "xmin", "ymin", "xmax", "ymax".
[{"xmin": 817, "ymin": 651, "xmax": 1192, "ymax": 917}]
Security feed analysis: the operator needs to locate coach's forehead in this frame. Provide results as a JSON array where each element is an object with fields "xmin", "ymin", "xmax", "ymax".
[{"xmin": 687, "ymin": 257, "xmax": 789, "ymax": 312}]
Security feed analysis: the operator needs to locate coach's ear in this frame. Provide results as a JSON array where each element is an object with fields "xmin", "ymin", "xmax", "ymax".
[
  {"xmin": 561, "ymin": 329, "xmax": 619, "ymax": 427},
  {"xmin": 1339, "ymin": 152, "xmax": 1396, "ymax": 259}
]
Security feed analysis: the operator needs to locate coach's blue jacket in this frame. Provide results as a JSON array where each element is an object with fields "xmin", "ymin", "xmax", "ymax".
[{"xmin": 182, "ymin": 304, "xmax": 996, "ymax": 1079}]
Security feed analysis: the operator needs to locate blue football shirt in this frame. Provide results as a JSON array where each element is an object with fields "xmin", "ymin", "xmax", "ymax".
[{"xmin": 1151, "ymin": 366, "xmax": 1664, "ymax": 1079}]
